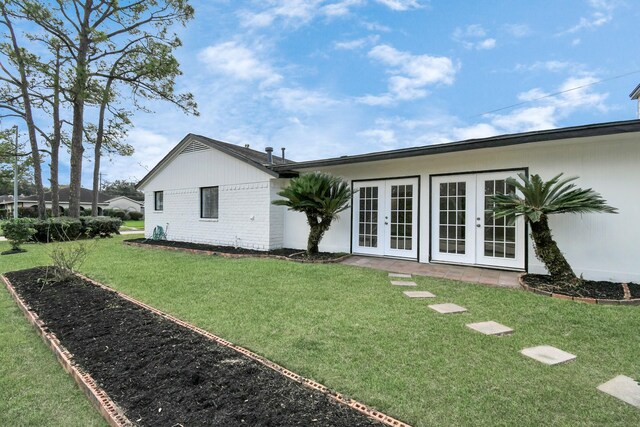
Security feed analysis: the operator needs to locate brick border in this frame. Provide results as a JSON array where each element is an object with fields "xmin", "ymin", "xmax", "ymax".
[
  {"xmin": 3, "ymin": 272, "xmax": 411, "ymax": 427},
  {"xmin": 122, "ymin": 240, "xmax": 352, "ymax": 264},
  {"xmin": 519, "ymin": 275, "xmax": 640, "ymax": 305},
  {"xmin": 1, "ymin": 275, "xmax": 132, "ymax": 427}
]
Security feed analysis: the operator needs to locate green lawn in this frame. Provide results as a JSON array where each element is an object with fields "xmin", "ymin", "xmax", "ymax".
[
  {"xmin": 1, "ymin": 236, "xmax": 639, "ymax": 426},
  {"xmin": 120, "ymin": 219, "xmax": 144, "ymax": 229}
]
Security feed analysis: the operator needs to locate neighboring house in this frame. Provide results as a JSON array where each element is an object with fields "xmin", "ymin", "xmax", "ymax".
[
  {"xmin": 106, "ymin": 196, "xmax": 144, "ymax": 214},
  {"xmin": 137, "ymin": 120, "xmax": 640, "ymax": 282},
  {"xmin": 0, "ymin": 187, "xmax": 110, "ymax": 215}
]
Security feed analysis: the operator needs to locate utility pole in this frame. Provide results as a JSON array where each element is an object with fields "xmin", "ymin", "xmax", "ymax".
[{"xmin": 13, "ymin": 125, "xmax": 18, "ymax": 219}]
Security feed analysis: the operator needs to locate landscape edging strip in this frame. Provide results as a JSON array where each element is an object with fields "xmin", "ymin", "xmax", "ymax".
[
  {"xmin": 75, "ymin": 272, "xmax": 412, "ymax": 427},
  {"xmin": 122, "ymin": 240, "xmax": 352, "ymax": 264},
  {"xmin": 1, "ymin": 274, "xmax": 132, "ymax": 427},
  {"xmin": 518, "ymin": 275, "xmax": 640, "ymax": 305}
]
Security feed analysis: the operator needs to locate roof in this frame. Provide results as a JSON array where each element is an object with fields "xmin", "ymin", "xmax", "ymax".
[
  {"xmin": 136, "ymin": 134, "xmax": 296, "ymax": 189},
  {"xmin": 22, "ymin": 187, "xmax": 110, "ymax": 204},
  {"xmin": 630, "ymin": 83, "xmax": 640, "ymax": 100},
  {"xmin": 272, "ymin": 119, "xmax": 640, "ymax": 171},
  {"xmin": 106, "ymin": 195, "xmax": 144, "ymax": 205}
]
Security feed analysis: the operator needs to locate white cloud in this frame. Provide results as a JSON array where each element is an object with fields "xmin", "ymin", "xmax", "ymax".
[
  {"xmin": 198, "ymin": 42, "xmax": 282, "ymax": 86},
  {"xmin": 514, "ymin": 60, "xmax": 584, "ymax": 73},
  {"xmin": 503, "ymin": 23, "xmax": 531, "ymax": 38},
  {"xmin": 268, "ymin": 87, "xmax": 340, "ymax": 113},
  {"xmin": 334, "ymin": 35, "xmax": 379, "ymax": 50},
  {"xmin": 374, "ymin": 0, "xmax": 423, "ymax": 11},
  {"xmin": 359, "ymin": 44, "xmax": 456, "ymax": 104},
  {"xmin": 560, "ymin": 0, "xmax": 617, "ymax": 34},
  {"xmin": 453, "ymin": 24, "xmax": 497, "ymax": 50},
  {"xmin": 361, "ymin": 20, "xmax": 391, "ymax": 32},
  {"xmin": 322, "ymin": 0, "xmax": 365, "ymax": 16},
  {"xmin": 358, "ymin": 128, "xmax": 397, "ymax": 146}
]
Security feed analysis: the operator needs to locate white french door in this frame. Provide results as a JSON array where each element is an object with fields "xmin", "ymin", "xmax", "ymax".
[
  {"xmin": 431, "ymin": 171, "xmax": 525, "ymax": 269},
  {"xmin": 352, "ymin": 178, "xmax": 419, "ymax": 259}
]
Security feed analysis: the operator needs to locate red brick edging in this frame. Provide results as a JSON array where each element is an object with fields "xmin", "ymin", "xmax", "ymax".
[
  {"xmin": 1, "ymin": 275, "xmax": 132, "ymax": 427},
  {"xmin": 123, "ymin": 240, "xmax": 352, "ymax": 264},
  {"xmin": 3, "ymin": 272, "xmax": 411, "ymax": 427},
  {"xmin": 518, "ymin": 275, "xmax": 640, "ymax": 305}
]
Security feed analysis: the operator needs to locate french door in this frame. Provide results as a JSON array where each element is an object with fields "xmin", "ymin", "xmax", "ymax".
[
  {"xmin": 352, "ymin": 178, "xmax": 419, "ymax": 259},
  {"xmin": 431, "ymin": 171, "xmax": 525, "ymax": 269}
]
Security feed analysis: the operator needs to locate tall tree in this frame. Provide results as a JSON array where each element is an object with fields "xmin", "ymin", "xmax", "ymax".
[
  {"xmin": 20, "ymin": 0, "xmax": 196, "ymax": 218},
  {"xmin": 0, "ymin": 3, "xmax": 47, "ymax": 218}
]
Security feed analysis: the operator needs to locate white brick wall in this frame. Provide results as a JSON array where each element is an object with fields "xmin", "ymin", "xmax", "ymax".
[{"xmin": 145, "ymin": 181, "xmax": 278, "ymax": 250}]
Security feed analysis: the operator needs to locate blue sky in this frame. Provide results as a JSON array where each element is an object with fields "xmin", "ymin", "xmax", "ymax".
[{"xmin": 46, "ymin": 1, "xmax": 640, "ymax": 184}]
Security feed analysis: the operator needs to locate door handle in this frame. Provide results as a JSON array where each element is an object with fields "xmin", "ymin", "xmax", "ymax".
[
  {"xmin": 385, "ymin": 222, "xmax": 389, "ymax": 225},
  {"xmin": 476, "ymin": 224, "xmax": 481, "ymax": 228}
]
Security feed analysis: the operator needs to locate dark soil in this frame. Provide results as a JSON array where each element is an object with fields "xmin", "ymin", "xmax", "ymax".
[
  {"xmin": 6, "ymin": 268, "xmax": 383, "ymax": 427},
  {"xmin": 523, "ymin": 274, "xmax": 640, "ymax": 300},
  {"xmin": 125, "ymin": 238, "xmax": 347, "ymax": 261}
]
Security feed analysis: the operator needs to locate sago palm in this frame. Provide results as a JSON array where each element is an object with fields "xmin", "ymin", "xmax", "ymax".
[
  {"xmin": 273, "ymin": 172, "xmax": 354, "ymax": 255},
  {"xmin": 491, "ymin": 173, "xmax": 617, "ymax": 285}
]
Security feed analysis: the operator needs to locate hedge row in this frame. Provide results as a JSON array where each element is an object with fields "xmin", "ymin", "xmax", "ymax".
[
  {"xmin": 103, "ymin": 209, "xmax": 143, "ymax": 221},
  {"xmin": 2, "ymin": 216, "xmax": 123, "ymax": 243}
]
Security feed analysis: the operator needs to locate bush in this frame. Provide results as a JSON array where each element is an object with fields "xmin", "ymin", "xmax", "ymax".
[
  {"xmin": 45, "ymin": 240, "xmax": 96, "ymax": 283},
  {"xmin": 128, "ymin": 211, "xmax": 143, "ymax": 220},
  {"xmin": 32, "ymin": 217, "xmax": 84, "ymax": 242},
  {"xmin": 1, "ymin": 218, "xmax": 36, "ymax": 251},
  {"xmin": 109, "ymin": 209, "xmax": 128, "ymax": 220},
  {"xmin": 82, "ymin": 216, "xmax": 122, "ymax": 238}
]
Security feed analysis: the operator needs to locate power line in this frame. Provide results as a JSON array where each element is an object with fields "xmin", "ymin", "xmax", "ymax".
[{"xmin": 470, "ymin": 69, "xmax": 640, "ymax": 118}]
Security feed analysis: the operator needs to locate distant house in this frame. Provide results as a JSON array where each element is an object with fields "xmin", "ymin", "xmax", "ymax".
[
  {"xmin": 105, "ymin": 196, "xmax": 144, "ymax": 214},
  {"xmin": 0, "ymin": 187, "xmax": 110, "ymax": 215},
  {"xmin": 137, "ymin": 120, "xmax": 640, "ymax": 283}
]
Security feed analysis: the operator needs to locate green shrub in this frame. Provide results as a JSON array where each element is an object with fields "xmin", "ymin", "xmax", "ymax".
[
  {"xmin": 82, "ymin": 216, "xmax": 122, "ymax": 238},
  {"xmin": 32, "ymin": 217, "xmax": 84, "ymax": 242},
  {"xmin": 1, "ymin": 218, "xmax": 36, "ymax": 251},
  {"xmin": 109, "ymin": 209, "xmax": 128, "ymax": 220},
  {"xmin": 128, "ymin": 211, "xmax": 143, "ymax": 220}
]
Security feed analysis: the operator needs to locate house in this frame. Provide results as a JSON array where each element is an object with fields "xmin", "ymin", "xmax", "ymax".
[
  {"xmin": 0, "ymin": 187, "xmax": 110, "ymax": 215},
  {"xmin": 105, "ymin": 196, "xmax": 144, "ymax": 214},
  {"xmin": 137, "ymin": 119, "xmax": 640, "ymax": 283}
]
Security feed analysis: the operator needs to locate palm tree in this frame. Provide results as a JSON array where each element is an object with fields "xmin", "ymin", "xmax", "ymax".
[
  {"xmin": 491, "ymin": 173, "xmax": 617, "ymax": 286},
  {"xmin": 273, "ymin": 172, "xmax": 354, "ymax": 255}
]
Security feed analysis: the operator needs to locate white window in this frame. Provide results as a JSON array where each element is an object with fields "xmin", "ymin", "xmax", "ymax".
[{"xmin": 201, "ymin": 187, "xmax": 219, "ymax": 219}]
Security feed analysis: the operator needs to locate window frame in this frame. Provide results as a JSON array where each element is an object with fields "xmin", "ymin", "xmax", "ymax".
[
  {"xmin": 154, "ymin": 191, "xmax": 163, "ymax": 211},
  {"xmin": 200, "ymin": 186, "xmax": 219, "ymax": 219}
]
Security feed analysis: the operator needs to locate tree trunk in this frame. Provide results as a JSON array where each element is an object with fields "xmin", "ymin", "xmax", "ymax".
[
  {"xmin": 50, "ymin": 46, "xmax": 61, "ymax": 217},
  {"xmin": 92, "ymin": 77, "xmax": 113, "ymax": 216},
  {"xmin": 529, "ymin": 214, "xmax": 577, "ymax": 285},
  {"xmin": 68, "ymin": 3, "xmax": 92, "ymax": 218},
  {"xmin": 305, "ymin": 214, "xmax": 332, "ymax": 255}
]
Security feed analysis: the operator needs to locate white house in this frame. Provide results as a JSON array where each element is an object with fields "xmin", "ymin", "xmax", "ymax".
[
  {"xmin": 106, "ymin": 196, "xmax": 144, "ymax": 214},
  {"xmin": 137, "ymin": 120, "xmax": 640, "ymax": 282}
]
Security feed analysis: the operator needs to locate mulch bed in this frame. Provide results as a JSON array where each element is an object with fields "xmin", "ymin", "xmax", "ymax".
[
  {"xmin": 522, "ymin": 274, "xmax": 640, "ymax": 303},
  {"xmin": 124, "ymin": 238, "xmax": 349, "ymax": 262},
  {"xmin": 5, "ymin": 267, "xmax": 385, "ymax": 427}
]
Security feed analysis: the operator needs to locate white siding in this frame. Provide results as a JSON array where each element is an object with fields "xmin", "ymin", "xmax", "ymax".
[
  {"xmin": 284, "ymin": 132, "xmax": 640, "ymax": 282},
  {"xmin": 140, "ymin": 140, "xmax": 281, "ymax": 250}
]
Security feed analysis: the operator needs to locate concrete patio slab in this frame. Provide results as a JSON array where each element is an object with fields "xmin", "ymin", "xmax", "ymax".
[
  {"xmin": 389, "ymin": 273, "xmax": 412, "ymax": 278},
  {"xmin": 403, "ymin": 291, "xmax": 436, "ymax": 298},
  {"xmin": 428, "ymin": 303, "xmax": 467, "ymax": 314},
  {"xmin": 466, "ymin": 321, "xmax": 513, "ymax": 336},
  {"xmin": 597, "ymin": 375, "xmax": 640, "ymax": 408},
  {"xmin": 390, "ymin": 280, "xmax": 417, "ymax": 287},
  {"xmin": 521, "ymin": 345, "xmax": 576, "ymax": 365}
]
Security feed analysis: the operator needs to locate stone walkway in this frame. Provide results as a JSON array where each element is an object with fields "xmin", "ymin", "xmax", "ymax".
[{"xmin": 342, "ymin": 255, "xmax": 521, "ymax": 288}]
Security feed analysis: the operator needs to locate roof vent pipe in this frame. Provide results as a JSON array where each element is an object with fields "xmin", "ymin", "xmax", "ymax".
[
  {"xmin": 265, "ymin": 146, "xmax": 273, "ymax": 164},
  {"xmin": 281, "ymin": 147, "xmax": 286, "ymax": 163}
]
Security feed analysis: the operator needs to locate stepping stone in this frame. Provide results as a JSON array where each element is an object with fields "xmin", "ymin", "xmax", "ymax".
[
  {"xmin": 428, "ymin": 303, "xmax": 467, "ymax": 314},
  {"xmin": 390, "ymin": 280, "xmax": 417, "ymax": 287},
  {"xmin": 466, "ymin": 321, "xmax": 513, "ymax": 336},
  {"xmin": 389, "ymin": 273, "xmax": 412, "ymax": 278},
  {"xmin": 403, "ymin": 291, "xmax": 436, "ymax": 298},
  {"xmin": 597, "ymin": 375, "xmax": 640, "ymax": 408},
  {"xmin": 520, "ymin": 345, "xmax": 576, "ymax": 365}
]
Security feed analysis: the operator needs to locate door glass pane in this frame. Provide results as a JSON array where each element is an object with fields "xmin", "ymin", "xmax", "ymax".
[
  {"xmin": 389, "ymin": 184, "xmax": 414, "ymax": 251},
  {"xmin": 358, "ymin": 186, "xmax": 379, "ymax": 248},
  {"xmin": 483, "ymin": 179, "xmax": 516, "ymax": 259},
  {"xmin": 438, "ymin": 181, "xmax": 466, "ymax": 254}
]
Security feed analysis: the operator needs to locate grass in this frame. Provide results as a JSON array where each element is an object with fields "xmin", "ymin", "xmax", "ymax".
[
  {"xmin": 1, "ymin": 236, "xmax": 639, "ymax": 426},
  {"xmin": 120, "ymin": 219, "xmax": 144, "ymax": 230}
]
